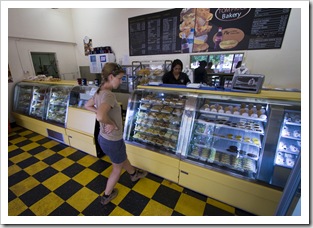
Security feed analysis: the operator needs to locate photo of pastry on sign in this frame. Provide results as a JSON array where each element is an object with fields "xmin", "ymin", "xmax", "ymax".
[{"xmin": 213, "ymin": 28, "xmax": 244, "ymax": 49}]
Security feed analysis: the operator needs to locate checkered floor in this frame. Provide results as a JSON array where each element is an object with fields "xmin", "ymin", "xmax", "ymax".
[{"xmin": 8, "ymin": 125, "xmax": 254, "ymax": 216}]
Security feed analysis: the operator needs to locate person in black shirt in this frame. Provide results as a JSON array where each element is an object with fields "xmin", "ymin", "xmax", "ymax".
[
  {"xmin": 194, "ymin": 60, "xmax": 207, "ymax": 83},
  {"xmin": 162, "ymin": 59, "xmax": 191, "ymax": 85}
]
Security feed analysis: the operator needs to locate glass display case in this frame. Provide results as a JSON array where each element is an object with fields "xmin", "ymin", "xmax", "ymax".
[
  {"xmin": 45, "ymin": 85, "xmax": 74, "ymax": 125},
  {"xmin": 69, "ymin": 85, "xmax": 98, "ymax": 108},
  {"xmin": 124, "ymin": 88, "xmax": 301, "ymax": 188},
  {"xmin": 13, "ymin": 82, "xmax": 50, "ymax": 117},
  {"xmin": 274, "ymin": 110, "xmax": 301, "ymax": 168},
  {"xmin": 13, "ymin": 81, "xmax": 74, "ymax": 127},
  {"xmin": 183, "ymin": 97, "xmax": 268, "ymax": 179},
  {"xmin": 123, "ymin": 89, "xmax": 192, "ymax": 157}
]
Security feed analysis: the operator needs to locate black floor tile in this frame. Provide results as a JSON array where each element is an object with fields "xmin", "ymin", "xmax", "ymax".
[
  {"xmin": 19, "ymin": 184, "xmax": 51, "ymax": 207},
  {"xmin": 235, "ymin": 208, "xmax": 255, "ymax": 216},
  {"xmin": 8, "ymin": 189, "xmax": 16, "ymax": 202},
  {"xmin": 85, "ymin": 175, "xmax": 107, "ymax": 195},
  {"xmin": 146, "ymin": 172, "xmax": 164, "ymax": 183},
  {"xmin": 9, "ymin": 134, "xmax": 22, "ymax": 141},
  {"xmin": 172, "ymin": 210, "xmax": 184, "ymax": 216},
  {"xmin": 8, "ymin": 148, "xmax": 25, "ymax": 158},
  {"xmin": 33, "ymin": 167, "xmax": 59, "ymax": 182},
  {"xmin": 118, "ymin": 191, "xmax": 150, "ymax": 216},
  {"xmin": 36, "ymin": 137, "xmax": 52, "ymax": 145},
  {"xmin": 24, "ymin": 132, "xmax": 40, "ymax": 139},
  {"xmin": 42, "ymin": 153, "xmax": 64, "ymax": 165},
  {"xmin": 61, "ymin": 163, "xmax": 86, "ymax": 178},
  {"xmin": 53, "ymin": 179, "xmax": 83, "ymax": 201},
  {"xmin": 8, "ymin": 170, "xmax": 30, "ymax": 187},
  {"xmin": 28, "ymin": 146, "xmax": 47, "ymax": 155},
  {"xmin": 117, "ymin": 171, "xmax": 136, "ymax": 188},
  {"xmin": 49, "ymin": 202, "xmax": 80, "ymax": 216},
  {"xmin": 152, "ymin": 185, "xmax": 181, "ymax": 209},
  {"xmin": 49, "ymin": 143, "xmax": 68, "ymax": 152},
  {"xmin": 67, "ymin": 151, "xmax": 88, "ymax": 161},
  {"xmin": 82, "ymin": 197, "xmax": 114, "ymax": 216},
  {"xmin": 182, "ymin": 188, "xmax": 207, "ymax": 202},
  {"xmin": 203, "ymin": 204, "xmax": 234, "ymax": 216},
  {"xmin": 17, "ymin": 156, "xmax": 40, "ymax": 169},
  {"xmin": 15, "ymin": 139, "xmax": 33, "ymax": 147},
  {"xmin": 88, "ymin": 159, "xmax": 112, "ymax": 173},
  {"xmin": 8, "ymin": 160, "xmax": 14, "ymax": 166},
  {"xmin": 19, "ymin": 209, "xmax": 36, "ymax": 216}
]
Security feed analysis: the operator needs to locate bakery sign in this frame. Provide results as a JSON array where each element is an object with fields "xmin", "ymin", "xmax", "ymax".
[{"xmin": 128, "ymin": 8, "xmax": 291, "ymax": 56}]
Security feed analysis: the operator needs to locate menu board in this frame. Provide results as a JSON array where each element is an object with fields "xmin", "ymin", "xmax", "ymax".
[
  {"xmin": 128, "ymin": 8, "xmax": 291, "ymax": 56},
  {"xmin": 129, "ymin": 9, "xmax": 181, "ymax": 56}
]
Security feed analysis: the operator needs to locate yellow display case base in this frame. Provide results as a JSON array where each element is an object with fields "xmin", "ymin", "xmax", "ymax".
[
  {"xmin": 178, "ymin": 161, "xmax": 282, "ymax": 216},
  {"xmin": 126, "ymin": 143, "xmax": 180, "ymax": 183},
  {"xmin": 12, "ymin": 112, "xmax": 69, "ymax": 145},
  {"xmin": 66, "ymin": 129, "xmax": 97, "ymax": 157}
]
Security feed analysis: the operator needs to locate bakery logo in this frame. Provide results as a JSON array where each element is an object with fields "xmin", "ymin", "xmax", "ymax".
[{"xmin": 215, "ymin": 8, "xmax": 251, "ymax": 21}]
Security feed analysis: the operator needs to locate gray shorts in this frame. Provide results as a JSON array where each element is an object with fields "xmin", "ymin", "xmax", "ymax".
[{"xmin": 98, "ymin": 135, "xmax": 127, "ymax": 164}]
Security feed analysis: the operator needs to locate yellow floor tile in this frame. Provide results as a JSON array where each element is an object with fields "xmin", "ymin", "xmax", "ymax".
[
  {"xmin": 42, "ymin": 172, "xmax": 71, "ymax": 191},
  {"xmin": 10, "ymin": 136, "xmax": 28, "ymax": 145},
  {"xmin": 29, "ymin": 192, "xmax": 64, "ymax": 216},
  {"xmin": 24, "ymin": 161, "xmax": 49, "ymax": 175},
  {"xmin": 8, "ymin": 144, "xmax": 19, "ymax": 152},
  {"xmin": 109, "ymin": 206, "xmax": 133, "ymax": 216},
  {"xmin": 34, "ymin": 149, "xmax": 55, "ymax": 160},
  {"xmin": 29, "ymin": 134, "xmax": 45, "ymax": 142},
  {"xmin": 207, "ymin": 197, "xmax": 235, "ymax": 214},
  {"xmin": 51, "ymin": 157, "xmax": 75, "ymax": 171},
  {"xmin": 66, "ymin": 187, "xmax": 98, "ymax": 212},
  {"xmin": 42, "ymin": 140, "xmax": 59, "ymax": 148},
  {"xmin": 10, "ymin": 176, "xmax": 40, "ymax": 197},
  {"xmin": 132, "ymin": 178, "xmax": 160, "ymax": 198},
  {"xmin": 140, "ymin": 199, "xmax": 173, "ymax": 216},
  {"xmin": 8, "ymin": 198, "xmax": 28, "ymax": 216},
  {"xmin": 174, "ymin": 193, "xmax": 206, "ymax": 216},
  {"xmin": 58, "ymin": 147, "xmax": 77, "ymax": 157},
  {"xmin": 77, "ymin": 155, "xmax": 99, "ymax": 167},
  {"xmin": 21, "ymin": 142, "xmax": 41, "ymax": 152},
  {"xmin": 8, "ymin": 164, "xmax": 22, "ymax": 176},
  {"xmin": 72, "ymin": 168, "xmax": 99, "ymax": 186},
  {"xmin": 9, "ymin": 152, "xmax": 32, "ymax": 164},
  {"xmin": 19, "ymin": 130, "xmax": 33, "ymax": 136}
]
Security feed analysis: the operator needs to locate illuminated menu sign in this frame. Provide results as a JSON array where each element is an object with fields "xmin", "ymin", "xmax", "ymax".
[{"xmin": 128, "ymin": 8, "xmax": 291, "ymax": 56}]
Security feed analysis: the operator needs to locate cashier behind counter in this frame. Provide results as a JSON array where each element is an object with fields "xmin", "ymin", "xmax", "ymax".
[{"xmin": 162, "ymin": 59, "xmax": 191, "ymax": 85}]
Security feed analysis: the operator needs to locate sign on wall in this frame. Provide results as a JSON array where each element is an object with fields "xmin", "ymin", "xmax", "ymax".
[{"xmin": 128, "ymin": 8, "xmax": 291, "ymax": 56}]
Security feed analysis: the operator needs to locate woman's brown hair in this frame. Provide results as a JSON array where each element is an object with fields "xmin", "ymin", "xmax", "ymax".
[{"xmin": 97, "ymin": 62, "xmax": 125, "ymax": 93}]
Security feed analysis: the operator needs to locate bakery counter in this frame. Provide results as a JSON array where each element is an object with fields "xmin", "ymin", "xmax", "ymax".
[{"xmin": 138, "ymin": 85, "xmax": 301, "ymax": 102}]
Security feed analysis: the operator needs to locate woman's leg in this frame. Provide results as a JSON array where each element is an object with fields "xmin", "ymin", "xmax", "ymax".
[
  {"xmin": 104, "ymin": 162, "xmax": 123, "ymax": 195},
  {"xmin": 122, "ymin": 158, "xmax": 136, "ymax": 174}
]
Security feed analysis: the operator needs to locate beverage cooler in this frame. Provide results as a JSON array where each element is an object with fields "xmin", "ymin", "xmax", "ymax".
[
  {"xmin": 12, "ymin": 81, "xmax": 75, "ymax": 144},
  {"xmin": 123, "ymin": 87, "xmax": 301, "ymax": 215}
]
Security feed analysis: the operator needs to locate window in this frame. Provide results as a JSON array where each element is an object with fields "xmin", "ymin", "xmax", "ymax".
[{"xmin": 31, "ymin": 52, "xmax": 59, "ymax": 77}]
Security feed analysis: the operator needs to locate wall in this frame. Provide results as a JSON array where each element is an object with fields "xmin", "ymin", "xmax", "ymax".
[
  {"xmin": 7, "ymin": 7, "xmax": 302, "ymax": 122},
  {"xmin": 71, "ymin": 8, "xmax": 301, "ymax": 89},
  {"xmin": 8, "ymin": 8, "xmax": 79, "ymax": 122}
]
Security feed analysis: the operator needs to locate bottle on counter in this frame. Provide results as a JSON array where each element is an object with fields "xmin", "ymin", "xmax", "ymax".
[{"xmin": 214, "ymin": 27, "xmax": 223, "ymax": 50}]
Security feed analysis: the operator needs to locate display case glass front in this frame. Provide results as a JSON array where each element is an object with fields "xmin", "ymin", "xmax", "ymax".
[
  {"xmin": 46, "ymin": 85, "xmax": 73, "ymax": 125},
  {"xmin": 69, "ymin": 85, "xmax": 98, "ymax": 108},
  {"xmin": 29, "ymin": 85, "xmax": 50, "ymax": 119},
  {"xmin": 184, "ymin": 96, "xmax": 268, "ymax": 179},
  {"xmin": 124, "ymin": 90, "xmax": 192, "ymax": 157},
  {"xmin": 274, "ymin": 110, "xmax": 301, "ymax": 168}
]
